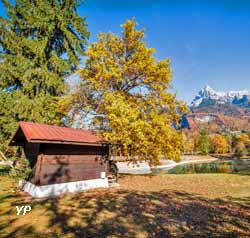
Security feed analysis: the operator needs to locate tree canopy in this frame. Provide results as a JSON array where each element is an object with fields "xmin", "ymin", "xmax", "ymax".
[
  {"xmin": 197, "ymin": 129, "xmax": 211, "ymax": 155},
  {"xmin": 0, "ymin": 0, "xmax": 89, "ymax": 151},
  {"xmin": 210, "ymin": 134, "xmax": 229, "ymax": 154},
  {"xmin": 66, "ymin": 19, "xmax": 187, "ymax": 164}
]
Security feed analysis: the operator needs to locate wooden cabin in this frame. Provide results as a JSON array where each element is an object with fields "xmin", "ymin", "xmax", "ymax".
[{"xmin": 9, "ymin": 122, "xmax": 117, "ymax": 197}]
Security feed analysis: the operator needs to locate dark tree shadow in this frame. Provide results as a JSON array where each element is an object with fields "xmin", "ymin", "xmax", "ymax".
[
  {"xmin": 1, "ymin": 187, "xmax": 250, "ymax": 238},
  {"xmin": 42, "ymin": 190, "xmax": 250, "ymax": 238}
]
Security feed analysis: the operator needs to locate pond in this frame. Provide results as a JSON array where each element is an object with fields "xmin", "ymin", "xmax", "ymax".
[{"xmin": 152, "ymin": 159, "xmax": 250, "ymax": 175}]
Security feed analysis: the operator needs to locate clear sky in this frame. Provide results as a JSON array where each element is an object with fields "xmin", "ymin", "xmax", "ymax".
[{"xmin": 1, "ymin": 0, "xmax": 250, "ymax": 103}]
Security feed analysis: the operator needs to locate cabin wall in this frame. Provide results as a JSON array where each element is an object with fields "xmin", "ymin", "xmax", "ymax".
[
  {"xmin": 24, "ymin": 143, "xmax": 40, "ymax": 167},
  {"xmin": 32, "ymin": 144, "xmax": 109, "ymax": 186},
  {"xmin": 34, "ymin": 155, "xmax": 107, "ymax": 185}
]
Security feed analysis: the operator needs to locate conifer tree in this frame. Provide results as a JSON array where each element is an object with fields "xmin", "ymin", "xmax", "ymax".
[
  {"xmin": 0, "ymin": 0, "xmax": 89, "ymax": 149},
  {"xmin": 197, "ymin": 129, "xmax": 211, "ymax": 155}
]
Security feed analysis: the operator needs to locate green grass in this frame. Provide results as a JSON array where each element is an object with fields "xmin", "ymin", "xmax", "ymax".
[{"xmin": 0, "ymin": 174, "xmax": 250, "ymax": 238}]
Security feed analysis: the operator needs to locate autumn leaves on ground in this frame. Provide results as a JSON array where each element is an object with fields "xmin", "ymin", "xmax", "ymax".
[{"xmin": 1, "ymin": 174, "xmax": 250, "ymax": 238}]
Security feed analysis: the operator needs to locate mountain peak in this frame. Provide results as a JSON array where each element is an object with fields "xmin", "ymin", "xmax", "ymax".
[
  {"xmin": 204, "ymin": 85, "xmax": 214, "ymax": 92},
  {"xmin": 202, "ymin": 85, "xmax": 217, "ymax": 96},
  {"xmin": 196, "ymin": 85, "xmax": 218, "ymax": 101},
  {"xmin": 190, "ymin": 86, "xmax": 250, "ymax": 108}
]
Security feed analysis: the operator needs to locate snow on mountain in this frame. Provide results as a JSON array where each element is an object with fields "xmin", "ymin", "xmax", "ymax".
[{"xmin": 190, "ymin": 85, "xmax": 250, "ymax": 108}]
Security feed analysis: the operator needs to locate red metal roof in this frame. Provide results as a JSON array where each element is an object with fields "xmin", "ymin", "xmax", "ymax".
[{"xmin": 12, "ymin": 121, "xmax": 104, "ymax": 145}]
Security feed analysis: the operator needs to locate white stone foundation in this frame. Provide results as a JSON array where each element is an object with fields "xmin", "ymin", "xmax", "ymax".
[{"xmin": 18, "ymin": 178, "xmax": 109, "ymax": 198}]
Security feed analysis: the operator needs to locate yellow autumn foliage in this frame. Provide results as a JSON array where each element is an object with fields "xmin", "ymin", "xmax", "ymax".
[
  {"xmin": 210, "ymin": 134, "xmax": 229, "ymax": 154},
  {"xmin": 69, "ymin": 19, "xmax": 187, "ymax": 164}
]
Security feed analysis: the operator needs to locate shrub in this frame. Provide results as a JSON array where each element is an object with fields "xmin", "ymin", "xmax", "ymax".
[
  {"xmin": 0, "ymin": 165, "xmax": 11, "ymax": 176},
  {"xmin": 9, "ymin": 157, "xmax": 32, "ymax": 179}
]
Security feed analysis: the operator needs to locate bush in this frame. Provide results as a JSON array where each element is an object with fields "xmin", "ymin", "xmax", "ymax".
[
  {"xmin": 9, "ymin": 157, "xmax": 32, "ymax": 179},
  {"xmin": 0, "ymin": 165, "xmax": 11, "ymax": 176}
]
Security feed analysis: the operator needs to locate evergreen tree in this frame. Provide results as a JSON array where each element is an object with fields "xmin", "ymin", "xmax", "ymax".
[
  {"xmin": 0, "ymin": 0, "xmax": 89, "ymax": 150},
  {"xmin": 197, "ymin": 129, "xmax": 211, "ymax": 155}
]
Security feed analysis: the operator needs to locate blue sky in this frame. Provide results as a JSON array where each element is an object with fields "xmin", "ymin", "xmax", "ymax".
[{"xmin": 1, "ymin": 0, "xmax": 250, "ymax": 103}]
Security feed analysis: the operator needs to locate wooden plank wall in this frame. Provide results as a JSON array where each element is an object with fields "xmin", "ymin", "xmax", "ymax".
[
  {"xmin": 35, "ymin": 154, "xmax": 108, "ymax": 185},
  {"xmin": 31, "ymin": 144, "xmax": 109, "ymax": 185}
]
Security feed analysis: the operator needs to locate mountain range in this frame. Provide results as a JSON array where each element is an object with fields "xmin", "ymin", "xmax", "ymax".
[
  {"xmin": 190, "ymin": 85, "xmax": 250, "ymax": 109},
  {"xmin": 187, "ymin": 85, "xmax": 250, "ymax": 133}
]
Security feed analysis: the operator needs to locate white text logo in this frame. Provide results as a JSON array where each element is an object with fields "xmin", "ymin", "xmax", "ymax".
[{"xmin": 16, "ymin": 205, "xmax": 32, "ymax": 215}]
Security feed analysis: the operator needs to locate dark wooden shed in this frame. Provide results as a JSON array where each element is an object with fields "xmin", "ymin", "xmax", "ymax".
[{"xmin": 9, "ymin": 122, "xmax": 116, "ymax": 197}]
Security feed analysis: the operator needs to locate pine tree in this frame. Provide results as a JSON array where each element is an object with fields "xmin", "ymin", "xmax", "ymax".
[
  {"xmin": 197, "ymin": 129, "xmax": 211, "ymax": 155},
  {"xmin": 66, "ymin": 19, "xmax": 187, "ymax": 164},
  {"xmin": 0, "ymin": 0, "xmax": 89, "ymax": 150}
]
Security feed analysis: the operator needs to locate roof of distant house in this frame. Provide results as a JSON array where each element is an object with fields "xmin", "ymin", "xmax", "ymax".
[{"xmin": 9, "ymin": 121, "xmax": 105, "ymax": 146}]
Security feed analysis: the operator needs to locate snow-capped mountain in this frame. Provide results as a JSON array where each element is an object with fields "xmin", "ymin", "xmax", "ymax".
[{"xmin": 190, "ymin": 85, "xmax": 250, "ymax": 108}]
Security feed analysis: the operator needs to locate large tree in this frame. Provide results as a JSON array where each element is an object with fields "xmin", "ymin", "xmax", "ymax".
[
  {"xmin": 0, "ymin": 0, "xmax": 89, "ymax": 150},
  {"xmin": 67, "ymin": 19, "xmax": 187, "ymax": 164}
]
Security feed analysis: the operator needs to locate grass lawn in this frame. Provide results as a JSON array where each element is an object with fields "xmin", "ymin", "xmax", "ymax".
[{"xmin": 0, "ymin": 174, "xmax": 250, "ymax": 238}]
